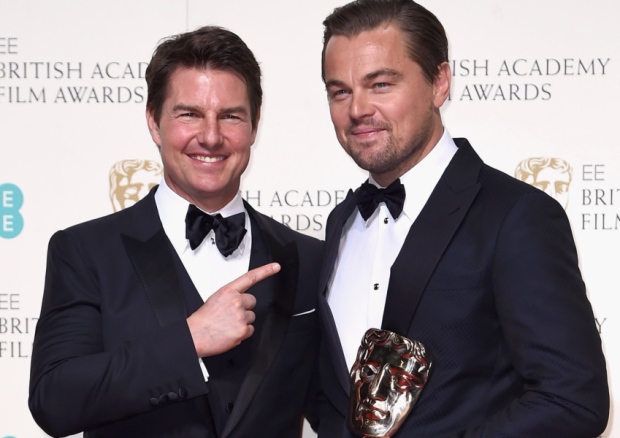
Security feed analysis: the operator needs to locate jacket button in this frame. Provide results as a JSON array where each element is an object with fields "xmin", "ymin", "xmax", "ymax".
[
  {"xmin": 158, "ymin": 394, "xmax": 169, "ymax": 404},
  {"xmin": 226, "ymin": 402, "xmax": 234, "ymax": 413},
  {"xmin": 178, "ymin": 387, "xmax": 188, "ymax": 399},
  {"xmin": 149, "ymin": 397, "xmax": 159, "ymax": 407},
  {"xmin": 168, "ymin": 391, "xmax": 179, "ymax": 401}
]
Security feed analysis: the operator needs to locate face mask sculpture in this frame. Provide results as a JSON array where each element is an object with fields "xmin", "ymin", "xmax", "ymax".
[{"xmin": 348, "ymin": 328, "xmax": 432, "ymax": 437}]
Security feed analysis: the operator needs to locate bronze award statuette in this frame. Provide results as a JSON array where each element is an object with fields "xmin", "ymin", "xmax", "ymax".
[{"xmin": 348, "ymin": 328, "xmax": 432, "ymax": 438}]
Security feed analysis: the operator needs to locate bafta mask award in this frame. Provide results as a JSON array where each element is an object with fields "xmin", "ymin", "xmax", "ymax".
[{"xmin": 348, "ymin": 328, "xmax": 432, "ymax": 438}]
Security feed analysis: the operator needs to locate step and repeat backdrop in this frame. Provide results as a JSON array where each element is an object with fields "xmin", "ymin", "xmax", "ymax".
[{"xmin": 1, "ymin": 0, "xmax": 618, "ymax": 436}]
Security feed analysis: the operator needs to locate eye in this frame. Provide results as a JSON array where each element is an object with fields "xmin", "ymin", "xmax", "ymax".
[
  {"xmin": 555, "ymin": 183, "xmax": 569, "ymax": 194},
  {"xmin": 176, "ymin": 112, "xmax": 200, "ymax": 121},
  {"xmin": 360, "ymin": 364, "xmax": 378, "ymax": 380},
  {"xmin": 389, "ymin": 368, "xmax": 416, "ymax": 393},
  {"xmin": 394, "ymin": 375, "xmax": 413, "ymax": 392},
  {"xmin": 533, "ymin": 182, "xmax": 549, "ymax": 191},
  {"xmin": 328, "ymin": 88, "xmax": 350, "ymax": 101},
  {"xmin": 372, "ymin": 82, "xmax": 393, "ymax": 92}
]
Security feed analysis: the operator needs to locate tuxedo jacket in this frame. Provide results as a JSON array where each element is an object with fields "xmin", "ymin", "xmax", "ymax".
[
  {"xmin": 29, "ymin": 187, "xmax": 323, "ymax": 438},
  {"xmin": 316, "ymin": 139, "xmax": 609, "ymax": 438}
]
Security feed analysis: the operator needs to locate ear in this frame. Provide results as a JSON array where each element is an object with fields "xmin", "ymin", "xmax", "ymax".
[
  {"xmin": 433, "ymin": 62, "xmax": 451, "ymax": 108},
  {"xmin": 145, "ymin": 108, "xmax": 162, "ymax": 148}
]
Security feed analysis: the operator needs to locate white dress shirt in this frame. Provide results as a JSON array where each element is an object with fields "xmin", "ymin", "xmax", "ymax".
[
  {"xmin": 154, "ymin": 179, "xmax": 252, "ymax": 379},
  {"xmin": 327, "ymin": 130, "xmax": 458, "ymax": 370},
  {"xmin": 155, "ymin": 179, "xmax": 252, "ymax": 302}
]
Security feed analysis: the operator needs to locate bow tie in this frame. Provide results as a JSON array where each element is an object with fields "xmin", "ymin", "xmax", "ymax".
[
  {"xmin": 185, "ymin": 204, "xmax": 247, "ymax": 257},
  {"xmin": 356, "ymin": 179, "xmax": 406, "ymax": 221}
]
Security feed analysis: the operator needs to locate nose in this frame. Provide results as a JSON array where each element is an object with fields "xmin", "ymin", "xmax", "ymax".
[
  {"xmin": 137, "ymin": 183, "xmax": 150, "ymax": 199},
  {"xmin": 349, "ymin": 91, "xmax": 373, "ymax": 121},
  {"xmin": 197, "ymin": 118, "xmax": 223, "ymax": 147},
  {"xmin": 367, "ymin": 365, "xmax": 391, "ymax": 401}
]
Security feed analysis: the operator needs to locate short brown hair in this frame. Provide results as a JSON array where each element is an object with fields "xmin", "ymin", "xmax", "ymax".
[
  {"xmin": 145, "ymin": 26, "xmax": 262, "ymax": 127},
  {"xmin": 321, "ymin": 0, "xmax": 448, "ymax": 84}
]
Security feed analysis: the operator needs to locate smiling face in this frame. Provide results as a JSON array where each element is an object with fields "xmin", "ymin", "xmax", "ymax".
[
  {"xmin": 146, "ymin": 67, "xmax": 258, "ymax": 212},
  {"xmin": 324, "ymin": 24, "xmax": 450, "ymax": 187}
]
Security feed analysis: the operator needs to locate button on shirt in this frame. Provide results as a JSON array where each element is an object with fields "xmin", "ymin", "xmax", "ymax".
[
  {"xmin": 155, "ymin": 179, "xmax": 252, "ymax": 378},
  {"xmin": 327, "ymin": 130, "xmax": 458, "ymax": 370}
]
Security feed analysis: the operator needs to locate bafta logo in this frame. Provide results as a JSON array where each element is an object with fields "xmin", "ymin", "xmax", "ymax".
[
  {"xmin": 109, "ymin": 159, "xmax": 162, "ymax": 212},
  {"xmin": 515, "ymin": 157, "xmax": 573, "ymax": 210}
]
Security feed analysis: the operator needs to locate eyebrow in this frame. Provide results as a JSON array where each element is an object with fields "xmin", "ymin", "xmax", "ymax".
[
  {"xmin": 364, "ymin": 68, "xmax": 403, "ymax": 81},
  {"xmin": 325, "ymin": 79, "xmax": 347, "ymax": 90},
  {"xmin": 220, "ymin": 106, "xmax": 249, "ymax": 116},
  {"xmin": 325, "ymin": 68, "xmax": 404, "ymax": 89},
  {"xmin": 170, "ymin": 104, "xmax": 249, "ymax": 116},
  {"xmin": 171, "ymin": 104, "xmax": 203, "ymax": 114}
]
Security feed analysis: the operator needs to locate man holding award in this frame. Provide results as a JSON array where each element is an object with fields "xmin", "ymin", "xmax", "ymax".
[{"xmin": 316, "ymin": 0, "xmax": 609, "ymax": 437}]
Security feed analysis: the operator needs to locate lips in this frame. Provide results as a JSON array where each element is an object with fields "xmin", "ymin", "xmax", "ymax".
[
  {"xmin": 358, "ymin": 401, "xmax": 388, "ymax": 421},
  {"xmin": 350, "ymin": 128, "xmax": 383, "ymax": 135},
  {"xmin": 347, "ymin": 120, "xmax": 390, "ymax": 140},
  {"xmin": 189, "ymin": 154, "xmax": 226, "ymax": 163}
]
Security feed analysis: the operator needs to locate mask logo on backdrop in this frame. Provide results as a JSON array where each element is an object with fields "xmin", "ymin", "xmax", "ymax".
[
  {"xmin": 109, "ymin": 160, "xmax": 162, "ymax": 212},
  {"xmin": 513, "ymin": 160, "xmax": 612, "ymax": 335},
  {"xmin": 0, "ymin": 183, "xmax": 24, "ymax": 239},
  {"xmin": 514, "ymin": 157, "xmax": 572, "ymax": 210}
]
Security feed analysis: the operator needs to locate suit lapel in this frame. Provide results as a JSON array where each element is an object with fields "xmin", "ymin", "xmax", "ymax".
[
  {"xmin": 120, "ymin": 188, "xmax": 188, "ymax": 326},
  {"xmin": 122, "ymin": 229, "xmax": 188, "ymax": 326},
  {"xmin": 318, "ymin": 190, "xmax": 359, "ymax": 398},
  {"xmin": 221, "ymin": 202, "xmax": 299, "ymax": 438},
  {"xmin": 318, "ymin": 189, "xmax": 356, "ymax": 294},
  {"xmin": 382, "ymin": 139, "xmax": 482, "ymax": 334}
]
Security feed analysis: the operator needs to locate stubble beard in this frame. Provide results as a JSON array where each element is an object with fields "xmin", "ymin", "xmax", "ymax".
[{"xmin": 345, "ymin": 115, "xmax": 434, "ymax": 180}]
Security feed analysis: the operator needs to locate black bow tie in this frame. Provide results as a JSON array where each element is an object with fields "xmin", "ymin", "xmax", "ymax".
[
  {"xmin": 185, "ymin": 204, "xmax": 247, "ymax": 257},
  {"xmin": 356, "ymin": 179, "xmax": 406, "ymax": 221}
]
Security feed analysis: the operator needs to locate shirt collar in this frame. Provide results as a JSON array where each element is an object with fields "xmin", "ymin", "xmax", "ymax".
[{"xmin": 154, "ymin": 178, "xmax": 247, "ymax": 255}]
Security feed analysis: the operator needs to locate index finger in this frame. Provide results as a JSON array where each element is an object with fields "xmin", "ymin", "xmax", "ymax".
[{"xmin": 230, "ymin": 262, "xmax": 281, "ymax": 293}]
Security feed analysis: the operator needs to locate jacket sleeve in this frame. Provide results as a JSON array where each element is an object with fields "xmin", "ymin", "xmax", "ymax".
[
  {"xmin": 28, "ymin": 230, "xmax": 208, "ymax": 437},
  {"xmin": 461, "ymin": 192, "xmax": 609, "ymax": 437}
]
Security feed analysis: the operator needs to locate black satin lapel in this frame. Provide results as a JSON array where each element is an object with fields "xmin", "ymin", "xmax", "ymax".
[
  {"xmin": 221, "ymin": 207, "xmax": 298, "ymax": 438},
  {"xmin": 318, "ymin": 293, "xmax": 352, "ymax": 402},
  {"xmin": 122, "ymin": 229, "xmax": 188, "ymax": 326},
  {"xmin": 319, "ymin": 189, "xmax": 356, "ymax": 294},
  {"xmin": 382, "ymin": 141, "xmax": 482, "ymax": 335},
  {"xmin": 317, "ymin": 190, "xmax": 359, "ymax": 397}
]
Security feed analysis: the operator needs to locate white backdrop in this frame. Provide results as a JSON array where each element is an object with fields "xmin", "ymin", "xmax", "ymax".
[{"xmin": 0, "ymin": 1, "xmax": 617, "ymax": 437}]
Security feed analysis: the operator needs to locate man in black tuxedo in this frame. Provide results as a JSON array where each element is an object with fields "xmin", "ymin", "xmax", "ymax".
[
  {"xmin": 316, "ymin": 1, "xmax": 609, "ymax": 437},
  {"xmin": 29, "ymin": 26, "xmax": 322, "ymax": 437}
]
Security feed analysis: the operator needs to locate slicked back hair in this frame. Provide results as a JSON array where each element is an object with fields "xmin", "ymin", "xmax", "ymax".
[{"xmin": 322, "ymin": 0, "xmax": 448, "ymax": 84}]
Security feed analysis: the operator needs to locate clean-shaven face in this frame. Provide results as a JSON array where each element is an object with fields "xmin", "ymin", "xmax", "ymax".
[{"xmin": 147, "ymin": 67, "xmax": 257, "ymax": 212}]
